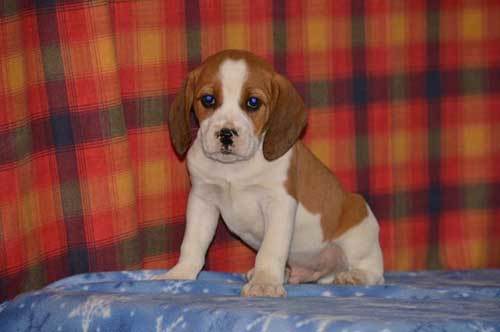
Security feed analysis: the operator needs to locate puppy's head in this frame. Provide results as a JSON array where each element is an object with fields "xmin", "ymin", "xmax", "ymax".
[{"xmin": 168, "ymin": 50, "xmax": 306, "ymax": 163}]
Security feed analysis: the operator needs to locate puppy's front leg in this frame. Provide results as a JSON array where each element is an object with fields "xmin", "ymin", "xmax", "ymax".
[
  {"xmin": 153, "ymin": 191, "xmax": 219, "ymax": 280},
  {"xmin": 241, "ymin": 198, "xmax": 296, "ymax": 297}
]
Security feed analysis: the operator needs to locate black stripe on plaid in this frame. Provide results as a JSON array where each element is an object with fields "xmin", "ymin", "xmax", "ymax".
[
  {"xmin": 272, "ymin": 0, "xmax": 287, "ymax": 74},
  {"xmin": 371, "ymin": 182, "xmax": 499, "ymax": 221},
  {"xmin": 425, "ymin": 0, "xmax": 443, "ymax": 269},
  {"xmin": 36, "ymin": 6, "xmax": 89, "ymax": 275},
  {"xmin": 351, "ymin": 1, "xmax": 371, "ymax": 197},
  {"xmin": 185, "ymin": 0, "xmax": 201, "ymax": 70}
]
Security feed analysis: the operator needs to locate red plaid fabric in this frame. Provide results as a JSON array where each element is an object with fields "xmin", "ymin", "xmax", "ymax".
[{"xmin": 0, "ymin": 0, "xmax": 499, "ymax": 300}]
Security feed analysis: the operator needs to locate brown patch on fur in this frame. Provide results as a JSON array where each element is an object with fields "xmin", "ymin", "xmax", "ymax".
[
  {"xmin": 262, "ymin": 74, "xmax": 307, "ymax": 161},
  {"xmin": 285, "ymin": 142, "xmax": 368, "ymax": 241},
  {"xmin": 192, "ymin": 81, "xmax": 221, "ymax": 124},
  {"xmin": 240, "ymin": 76, "xmax": 273, "ymax": 136},
  {"xmin": 334, "ymin": 192, "xmax": 367, "ymax": 239},
  {"xmin": 168, "ymin": 71, "xmax": 197, "ymax": 156}
]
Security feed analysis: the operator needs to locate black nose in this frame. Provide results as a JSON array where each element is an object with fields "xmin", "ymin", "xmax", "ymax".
[{"xmin": 218, "ymin": 128, "xmax": 237, "ymax": 146}]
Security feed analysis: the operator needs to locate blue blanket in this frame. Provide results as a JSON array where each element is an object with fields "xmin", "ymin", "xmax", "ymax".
[{"xmin": 1, "ymin": 270, "xmax": 499, "ymax": 332}]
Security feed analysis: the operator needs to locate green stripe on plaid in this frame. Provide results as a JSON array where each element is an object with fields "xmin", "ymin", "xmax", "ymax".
[
  {"xmin": 185, "ymin": 0, "xmax": 201, "ymax": 69},
  {"xmin": 123, "ymin": 95, "xmax": 169, "ymax": 130},
  {"xmin": 462, "ymin": 68, "xmax": 485, "ymax": 95},
  {"xmin": 1, "ymin": 0, "xmax": 18, "ymax": 17},
  {"xmin": 41, "ymin": 46, "xmax": 66, "ymax": 81},
  {"xmin": 272, "ymin": 0, "xmax": 287, "ymax": 73},
  {"xmin": 117, "ymin": 236, "xmax": 142, "ymax": 267},
  {"xmin": 308, "ymin": 81, "xmax": 331, "ymax": 108},
  {"xmin": 141, "ymin": 222, "xmax": 184, "ymax": 257}
]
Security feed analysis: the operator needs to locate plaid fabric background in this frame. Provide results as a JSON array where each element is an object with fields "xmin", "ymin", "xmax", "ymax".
[{"xmin": 0, "ymin": 0, "xmax": 499, "ymax": 300}]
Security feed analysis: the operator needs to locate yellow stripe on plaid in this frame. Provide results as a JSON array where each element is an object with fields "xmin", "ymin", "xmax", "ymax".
[
  {"xmin": 223, "ymin": 0, "xmax": 250, "ymax": 50},
  {"xmin": 4, "ymin": 54, "xmax": 26, "ymax": 92},
  {"xmin": 462, "ymin": 8, "xmax": 483, "ymax": 41},
  {"xmin": 224, "ymin": 23, "xmax": 249, "ymax": 50},
  {"xmin": 138, "ymin": 29, "xmax": 165, "ymax": 65},
  {"xmin": 390, "ymin": 14, "xmax": 407, "ymax": 45},
  {"xmin": 462, "ymin": 124, "xmax": 490, "ymax": 158},
  {"xmin": 307, "ymin": 18, "xmax": 330, "ymax": 52},
  {"xmin": 141, "ymin": 160, "xmax": 167, "ymax": 195},
  {"xmin": 95, "ymin": 37, "xmax": 118, "ymax": 72},
  {"xmin": 391, "ymin": 130, "xmax": 410, "ymax": 165},
  {"xmin": 114, "ymin": 171, "xmax": 135, "ymax": 207}
]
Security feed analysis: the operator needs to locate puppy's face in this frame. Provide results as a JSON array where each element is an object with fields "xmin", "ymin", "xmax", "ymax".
[
  {"xmin": 193, "ymin": 58, "xmax": 274, "ymax": 163},
  {"xmin": 169, "ymin": 50, "xmax": 307, "ymax": 162}
]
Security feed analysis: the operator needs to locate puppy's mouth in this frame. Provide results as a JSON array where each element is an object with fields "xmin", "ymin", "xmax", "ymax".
[
  {"xmin": 203, "ymin": 144, "xmax": 250, "ymax": 164},
  {"xmin": 199, "ymin": 128, "xmax": 260, "ymax": 163},
  {"xmin": 220, "ymin": 146, "xmax": 233, "ymax": 154}
]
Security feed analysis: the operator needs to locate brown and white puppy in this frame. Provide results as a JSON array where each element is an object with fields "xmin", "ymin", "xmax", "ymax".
[{"xmin": 155, "ymin": 50, "xmax": 384, "ymax": 297}]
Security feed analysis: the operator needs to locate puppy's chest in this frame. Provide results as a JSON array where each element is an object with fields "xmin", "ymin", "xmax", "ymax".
[{"xmin": 196, "ymin": 180, "xmax": 268, "ymax": 248}]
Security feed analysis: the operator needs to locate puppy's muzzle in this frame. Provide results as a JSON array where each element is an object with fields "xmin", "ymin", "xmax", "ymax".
[{"xmin": 217, "ymin": 128, "xmax": 238, "ymax": 152}]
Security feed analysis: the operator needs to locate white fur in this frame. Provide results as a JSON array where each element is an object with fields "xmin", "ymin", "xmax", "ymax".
[
  {"xmin": 157, "ymin": 57, "xmax": 384, "ymax": 294},
  {"xmin": 288, "ymin": 204, "xmax": 325, "ymax": 264},
  {"xmin": 318, "ymin": 205, "xmax": 384, "ymax": 285}
]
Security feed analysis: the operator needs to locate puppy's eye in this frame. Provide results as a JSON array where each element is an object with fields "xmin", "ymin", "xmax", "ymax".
[
  {"xmin": 201, "ymin": 94, "xmax": 216, "ymax": 108},
  {"xmin": 246, "ymin": 96, "xmax": 261, "ymax": 111}
]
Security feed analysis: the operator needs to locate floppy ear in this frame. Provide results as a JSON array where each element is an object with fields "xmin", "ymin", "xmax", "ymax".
[
  {"xmin": 168, "ymin": 72, "xmax": 196, "ymax": 156},
  {"xmin": 263, "ymin": 74, "xmax": 307, "ymax": 161}
]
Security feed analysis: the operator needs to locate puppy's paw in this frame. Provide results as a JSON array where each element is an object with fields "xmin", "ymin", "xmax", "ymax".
[
  {"xmin": 151, "ymin": 265, "xmax": 199, "ymax": 281},
  {"xmin": 241, "ymin": 282, "xmax": 286, "ymax": 297},
  {"xmin": 247, "ymin": 267, "xmax": 291, "ymax": 283},
  {"xmin": 332, "ymin": 270, "xmax": 368, "ymax": 285}
]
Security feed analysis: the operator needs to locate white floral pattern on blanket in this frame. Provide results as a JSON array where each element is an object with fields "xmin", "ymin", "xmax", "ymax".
[{"xmin": 0, "ymin": 270, "xmax": 499, "ymax": 332}]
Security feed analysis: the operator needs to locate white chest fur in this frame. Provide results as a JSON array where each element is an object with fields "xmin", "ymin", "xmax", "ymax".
[{"xmin": 186, "ymin": 136, "xmax": 325, "ymax": 261}]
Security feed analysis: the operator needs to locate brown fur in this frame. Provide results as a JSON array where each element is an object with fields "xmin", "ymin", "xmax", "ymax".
[
  {"xmin": 263, "ymin": 74, "xmax": 307, "ymax": 160},
  {"xmin": 335, "ymin": 192, "xmax": 368, "ymax": 239},
  {"xmin": 168, "ymin": 72, "xmax": 197, "ymax": 156},
  {"xmin": 167, "ymin": 49, "xmax": 307, "ymax": 160},
  {"xmin": 285, "ymin": 142, "xmax": 368, "ymax": 240}
]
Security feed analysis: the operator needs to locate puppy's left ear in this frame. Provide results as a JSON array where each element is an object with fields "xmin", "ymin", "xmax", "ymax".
[
  {"xmin": 168, "ymin": 71, "xmax": 197, "ymax": 156},
  {"xmin": 263, "ymin": 74, "xmax": 307, "ymax": 161}
]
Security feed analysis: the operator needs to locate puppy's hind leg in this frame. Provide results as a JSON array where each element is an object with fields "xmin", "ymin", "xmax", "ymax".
[
  {"xmin": 329, "ymin": 206, "xmax": 384, "ymax": 286},
  {"xmin": 332, "ymin": 244, "xmax": 384, "ymax": 285}
]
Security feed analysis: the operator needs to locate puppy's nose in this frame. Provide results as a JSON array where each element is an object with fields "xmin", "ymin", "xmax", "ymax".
[{"xmin": 218, "ymin": 128, "xmax": 237, "ymax": 146}]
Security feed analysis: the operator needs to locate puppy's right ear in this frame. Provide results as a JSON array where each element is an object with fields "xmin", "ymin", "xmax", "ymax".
[{"xmin": 168, "ymin": 72, "xmax": 197, "ymax": 156}]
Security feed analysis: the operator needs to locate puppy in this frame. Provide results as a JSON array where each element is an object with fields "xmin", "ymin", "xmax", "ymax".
[{"xmin": 155, "ymin": 50, "xmax": 384, "ymax": 297}]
